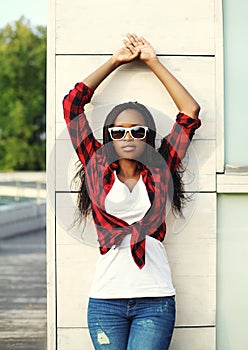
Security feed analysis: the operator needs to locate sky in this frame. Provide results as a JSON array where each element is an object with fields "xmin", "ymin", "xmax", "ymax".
[{"xmin": 0, "ymin": 0, "xmax": 47, "ymax": 28}]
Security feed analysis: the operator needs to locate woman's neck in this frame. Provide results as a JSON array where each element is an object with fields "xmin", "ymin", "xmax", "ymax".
[
  {"xmin": 118, "ymin": 159, "xmax": 139, "ymax": 178},
  {"xmin": 117, "ymin": 159, "xmax": 140, "ymax": 192}
]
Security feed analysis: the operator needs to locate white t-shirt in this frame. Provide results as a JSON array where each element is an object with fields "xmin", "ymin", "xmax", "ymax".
[{"xmin": 89, "ymin": 171, "xmax": 176, "ymax": 298}]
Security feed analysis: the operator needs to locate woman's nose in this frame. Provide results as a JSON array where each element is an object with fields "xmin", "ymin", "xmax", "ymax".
[{"xmin": 123, "ymin": 131, "xmax": 133, "ymax": 140}]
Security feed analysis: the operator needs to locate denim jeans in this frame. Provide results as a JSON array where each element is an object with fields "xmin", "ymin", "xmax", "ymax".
[{"xmin": 87, "ymin": 296, "xmax": 176, "ymax": 350}]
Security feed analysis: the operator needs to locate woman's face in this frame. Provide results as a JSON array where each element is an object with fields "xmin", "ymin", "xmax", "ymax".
[{"xmin": 111, "ymin": 109, "xmax": 147, "ymax": 160}]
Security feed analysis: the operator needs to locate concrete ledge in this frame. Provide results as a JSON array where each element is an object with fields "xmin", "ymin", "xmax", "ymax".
[
  {"xmin": 0, "ymin": 200, "xmax": 46, "ymax": 239},
  {"xmin": 0, "ymin": 185, "xmax": 46, "ymax": 199},
  {"xmin": 0, "ymin": 172, "xmax": 46, "ymax": 182},
  {"xmin": 217, "ymin": 165, "xmax": 248, "ymax": 193},
  {"xmin": 217, "ymin": 174, "xmax": 248, "ymax": 193}
]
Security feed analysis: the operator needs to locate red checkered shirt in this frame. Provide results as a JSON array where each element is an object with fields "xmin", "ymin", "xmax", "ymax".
[{"xmin": 63, "ymin": 82, "xmax": 201, "ymax": 269}]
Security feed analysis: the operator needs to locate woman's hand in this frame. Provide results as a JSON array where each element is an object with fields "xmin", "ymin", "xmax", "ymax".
[
  {"xmin": 122, "ymin": 33, "xmax": 200, "ymax": 118},
  {"xmin": 123, "ymin": 33, "xmax": 157, "ymax": 63},
  {"xmin": 112, "ymin": 45, "xmax": 140, "ymax": 65}
]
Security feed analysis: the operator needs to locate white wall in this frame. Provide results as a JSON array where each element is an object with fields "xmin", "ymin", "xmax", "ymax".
[
  {"xmin": 47, "ymin": 0, "xmax": 223, "ymax": 349},
  {"xmin": 223, "ymin": 0, "xmax": 248, "ymax": 164},
  {"xmin": 217, "ymin": 194, "xmax": 248, "ymax": 350},
  {"xmin": 215, "ymin": 1, "xmax": 248, "ymax": 349}
]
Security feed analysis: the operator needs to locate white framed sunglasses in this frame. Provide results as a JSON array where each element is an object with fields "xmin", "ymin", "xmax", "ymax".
[{"xmin": 108, "ymin": 125, "xmax": 149, "ymax": 140}]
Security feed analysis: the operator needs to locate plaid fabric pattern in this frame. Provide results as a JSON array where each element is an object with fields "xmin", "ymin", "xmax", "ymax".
[{"xmin": 63, "ymin": 82, "xmax": 201, "ymax": 269}]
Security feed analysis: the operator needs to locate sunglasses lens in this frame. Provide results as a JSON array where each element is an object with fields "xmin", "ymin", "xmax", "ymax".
[
  {"xmin": 109, "ymin": 126, "xmax": 147, "ymax": 140},
  {"xmin": 131, "ymin": 126, "xmax": 146, "ymax": 139},
  {"xmin": 110, "ymin": 128, "xmax": 125, "ymax": 140}
]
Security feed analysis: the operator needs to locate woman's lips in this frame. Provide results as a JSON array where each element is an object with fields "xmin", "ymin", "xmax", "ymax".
[{"xmin": 121, "ymin": 145, "xmax": 136, "ymax": 152}]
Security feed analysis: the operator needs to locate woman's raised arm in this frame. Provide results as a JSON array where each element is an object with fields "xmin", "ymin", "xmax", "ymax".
[
  {"xmin": 124, "ymin": 33, "xmax": 200, "ymax": 119},
  {"xmin": 83, "ymin": 45, "xmax": 140, "ymax": 91}
]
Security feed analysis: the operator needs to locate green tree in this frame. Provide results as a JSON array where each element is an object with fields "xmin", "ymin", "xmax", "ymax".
[{"xmin": 0, "ymin": 17, "xmax": 46, "ymax": 170}]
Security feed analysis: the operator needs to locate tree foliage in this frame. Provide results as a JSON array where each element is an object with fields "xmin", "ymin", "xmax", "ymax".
[{"xmin": 0, "ymin": 17, "xmax": 46, "ymax": 170}]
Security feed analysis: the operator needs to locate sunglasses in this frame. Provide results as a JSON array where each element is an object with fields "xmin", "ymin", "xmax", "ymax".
[{"xmin": 108, "ymin": 126, "xmax": 149, "ymax": 140}]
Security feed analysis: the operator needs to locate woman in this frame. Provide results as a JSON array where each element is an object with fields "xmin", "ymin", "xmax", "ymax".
[{"xmin": 63, "ymin": 33, "xmax": 201, "ymax": 350}]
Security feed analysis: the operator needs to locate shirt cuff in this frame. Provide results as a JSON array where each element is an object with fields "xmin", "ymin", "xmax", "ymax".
[
  {"xmin": 176, "ymin": 112, "xmax": 201, "ymax": 129},
  {"xmin": 75, "ymin": 82, "xmax": 94, "ymax": 103}
]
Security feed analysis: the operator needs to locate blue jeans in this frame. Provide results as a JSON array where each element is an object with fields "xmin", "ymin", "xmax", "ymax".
[{"xmin": 87, "ymin": 296, "xmax": 176, "ymax": 350}]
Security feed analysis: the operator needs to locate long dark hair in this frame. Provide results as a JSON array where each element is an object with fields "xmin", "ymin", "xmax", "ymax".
[{"xmin": 72, "ymin": 102, "xmax": 188, "ymax": 224}]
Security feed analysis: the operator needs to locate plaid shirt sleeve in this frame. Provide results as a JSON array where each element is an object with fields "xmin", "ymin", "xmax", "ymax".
[
  {"xmin": 162, "ymin": 113, "xmax": 201, "ymax": 173},
  {"xmin": 63, "ymin": 82, "xmax": 102, "ymax": 167}
]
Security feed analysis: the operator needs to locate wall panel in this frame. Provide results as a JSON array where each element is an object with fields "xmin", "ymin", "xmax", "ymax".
[
  {"xmin": 56, "ymin": 55, "xmax": 215, "ymax": 139},
  {"xmin": 55, "ymin": 0, "xmax": 215, "ymax": 55},
  {"xmin": 55, "ymin": 55, "xmax": 216, "ymax": 193},
  {"xmin": 55, "ymin": 193, "xmax": 216, "ymax": 328}
]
